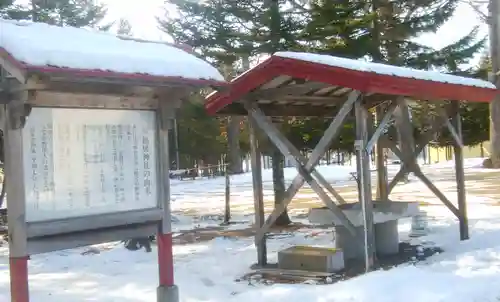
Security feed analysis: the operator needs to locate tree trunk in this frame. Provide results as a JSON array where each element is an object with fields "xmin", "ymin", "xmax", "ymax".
[
  {"xmin": 271, "ymin": 145, "xmax": 291, "ymax": 226},
  {"xmin": 266, "ymin": 0, "xmax": 290, "ymax": 226},
  {"xmin": 227, "ymin": 117, "xmax": 243, "ymax": 174},
  {"xmin": 226, "ymin": 55, "xmax": 250, "ymax": 174},
  {"xmin": 489, "ymin": 0, "xmax": 500, "ymax": 167}
]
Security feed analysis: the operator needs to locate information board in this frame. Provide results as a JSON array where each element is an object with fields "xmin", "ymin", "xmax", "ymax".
[{"xmin": 22, "ymin": 108, "xmax": 158, "ymax": 222}]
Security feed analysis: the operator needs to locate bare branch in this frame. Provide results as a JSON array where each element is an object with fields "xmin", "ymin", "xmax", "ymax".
[{"xmin": 462, "ymin": 0, "xmax": 488, "ymax": 23}]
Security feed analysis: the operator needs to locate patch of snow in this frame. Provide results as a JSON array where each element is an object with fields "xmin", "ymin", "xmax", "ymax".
[
  {"xmin": 0, "ymin": 158, "xmax": 499, "ymax": 301},
  {"xmin": 3, "ymin": 208, "xmax": 500, "ymax": 301},
  {"xmin": 0, "ymin": 19, "xmax": 224, "ymax": 82},
  {"xmin": 275, "ymin": 52, "xmax": 496, "ymax": 89}
]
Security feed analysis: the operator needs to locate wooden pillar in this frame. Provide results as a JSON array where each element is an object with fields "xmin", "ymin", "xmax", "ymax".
[
  {"xmin": 451, "ymin": 101, "xmax": 469, "ymax": 240},
  {"xmin": 354, "ymin": 100, "xmax": 376, "ymax": 271},
  {"xmin": 249, "ymin": 116, "xmax": 267, "ymax": 266},
  {"xmin": 375, "ymin": 105, "xmax": 388, "ymax": 200},
  {"xmin": 4, "ymin": 101, "xmax": 30, "ymax": 302},
  {"xmin": 393, "ymin": 98, "xmax": 417, "ymax": 178}
]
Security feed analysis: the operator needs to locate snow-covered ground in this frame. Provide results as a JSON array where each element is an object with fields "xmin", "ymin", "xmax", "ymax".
[{"xmin": 2, "ymin": 158, "xmax": 500, "ymax": 301}]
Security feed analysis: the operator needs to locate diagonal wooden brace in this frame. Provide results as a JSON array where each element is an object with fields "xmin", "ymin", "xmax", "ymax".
[
  {"xmin": 386, "ymin": 113, "xmax": 450, "ymax": 192},
  {"xmin": 413, "ymin": 168, "xmax": 460, "ymax": 218},
  {"xmin": 246, "ymin": 99, "xmax": 359, "ymax": 241},
  {"xmin": 385, "ymin": 121, "xmax": 461, "ymax": 219},
  {"xmin": 365, "ymin": 100, "xmax": 398, "ymax": 153},
  {"xmin": 245, "ymin": 92, "xmax": 359, "ymax": 243},
  {"xmin": 386, "ymin": 142, "xmax": 460, "ymax": 218},
  {"xmin": 393, "ymin": 98, "xmax": 417, "ymax": 167},
  {"xmin": 435, "ymin": 106, "xmax": 464, "ymax": 148},
  {"xmin": 248, "ymin": 115, "xmax": 358, "ymax": 238}
]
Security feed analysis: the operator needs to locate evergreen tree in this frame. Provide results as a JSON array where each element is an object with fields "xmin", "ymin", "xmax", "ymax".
[
  {"xmin": 374, "ymin": 0, "xmax": 485, "ymax": 173},
  {"xmin": 306, "ymin": 0, "xmax": 484, "ymax": 68},
  {"xmin": 160, "ymin": 0, "xmax": 308, "ymax": 225},
  {"xmin": 159, "ymin": 0, "xmax": 254, "ymax": 175},
  {"xmin": 305, "ymin": 0, "xmax": 485, "ymax": 181},
  {"xmin": 0, "ymin": 0, "xmax": 13, "ymax": 15},
  {"xmin": 159, "ymin": 1, "xmax": 251, "ymax": 66},
  {"xmin": 10, "ymin": 0, "xmax": 109, "ymax": 28},
  {"xmin": 0, "ymin": 0, "xmax": 12, "ymax": 9},
  {"xmin": 176, "ymin": 96, "xmax": 227, "ymax": 167},
  {"xmin": 0, "ymin": 0, "xmax": 24, "ymax": 19},
  {"xmin": 303, "ymin": 0, "xmax": 374, "ymax": 58},
  {"xmin": 159, "ymin": 0, "xmax": 305, "ymax": 64},
  {"xmin": 116, "ymin": 18, "xmax": 132, "ymax": 36}
]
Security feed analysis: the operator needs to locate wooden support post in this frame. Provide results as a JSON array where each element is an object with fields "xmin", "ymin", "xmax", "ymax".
[
  {"xmin": 249, "ymin": 116, "xmax": 267, "ymax": 266},
  {"xmin": 224, "ymin": 165, "xmax": 231, "ymax": 225},
  {"xmin": 4, "ymin": 101, "xmax": 30, "ymax": 302},
  {"xmin": 354, "ymin": 100, "xmax": 376, "ymax": 272},
  {"xmin": 450, "ymin": 101, "xmax": 469, "ymax": 240},
  {"xmin": 157, "ymin": 101, "xmax": 179, "ymax": 302},
  {"xmin": 393, "ymin": 98, "xmax": 416, "ymax": 182},
  {"xmin": 375, "ymin": 105, "xmax": 388, "ymax": 200}
]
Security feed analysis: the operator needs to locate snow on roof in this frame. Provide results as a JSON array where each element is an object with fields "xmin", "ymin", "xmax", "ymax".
[
  {"xmin": 276, "ymin": 52, "xmax": 496, "ymax": 89},
  {"xmin": 0, "ymin": 19, "xmax": 224, "ymax": 82}
]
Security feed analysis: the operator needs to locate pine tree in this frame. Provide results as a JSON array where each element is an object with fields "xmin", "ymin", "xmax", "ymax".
[
  {"xmin": 0, "ymin": 0, "xmax": 13, "ymax": 14},
  {"xmin": 159, "ymin": 0, "xmax": 254, "ymax": 175},
  {"xmin": 306, "ymin": 0, "xmax": 484, "ymax": 69},
  {"xmin": 11, "ymin": 0, "xmax": 109, "ymax": 28},
  {"xmin": 375, "ymin": 0, "xmax": 484, "ymax": 177},
  {"xmin": 159, "ymin": 1, "xmax": 251, "ymax": 66},
  {"xmin": 176, "ymin": 98, "xmax": 227, "ymax": 167},
  {"xmin": 303, "ymin": 0, "xmax": 374, "ymax": 58},
  {"xmin": 116, "ymin": 18, "xmax": 132, "ymax": 36},
  {"xmin": 160, "ymin": 0, "xmax": 308, "ymax": 225},
  {"xmin": 307, "ymin": 0, "xmax": 484, "ymax": 149},
  {"xmin": 0, "ymin": 0, "xmax": 23, "ymax": 19},
  {"xmin": 160, "ymin": 0, "xmax": 305, "ymax": 63},
  {"xmin": 0, "ymin": 0, "xmax": 12, "ymax": 9}
]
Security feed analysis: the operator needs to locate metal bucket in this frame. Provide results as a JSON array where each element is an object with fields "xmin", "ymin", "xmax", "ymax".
[{"xmin": 410, "ymin": 211, "xmax": 428, "ymax": 237}]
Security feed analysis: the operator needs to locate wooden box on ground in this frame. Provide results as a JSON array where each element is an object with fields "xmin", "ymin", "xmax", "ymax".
[{"xmin": 278, "ymin": 246, "xmax": 345, "ymax": 273}]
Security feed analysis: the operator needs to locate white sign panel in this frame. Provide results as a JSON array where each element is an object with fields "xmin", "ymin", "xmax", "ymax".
[{"xmin": 22, "ymin": 108, "xmax": 158, "ymax": 222}]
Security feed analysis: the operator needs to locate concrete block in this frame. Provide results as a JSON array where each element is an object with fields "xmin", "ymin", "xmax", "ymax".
[
  {"xmin": 157, "ymin": 285, "xmax": 179, "ymax": 302},
  {"xmin": 308, "ymin": 201, "xmax": 419, "ymax": 226},
  {"xmin": 374, "ymin": 220, "xmax": 399, "ymax": 255},
  {"xmin": 278, "ymin": 246, "xmax": 345, "ymax": 273},
  {"xmin": 335, "ymin": 220, "xmax": 400, "ymax": 260},
  {"xmin": 334, "ymin": 226, "xmax": 365, "ymax": 260}
]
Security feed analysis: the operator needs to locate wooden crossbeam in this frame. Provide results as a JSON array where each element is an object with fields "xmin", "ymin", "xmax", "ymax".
[{"xmin": 249, "ymin": 82, "xmax": 330, "ymax": 99}]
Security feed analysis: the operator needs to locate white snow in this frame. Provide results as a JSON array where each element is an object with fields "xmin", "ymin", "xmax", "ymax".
[
  {"xmin": 2, "ymin": 158, "xmax": 500, "ymax": 301},
  {"xmin": 275, "ymin": 51, "xmax": 496, "ymax": 89},
  {"xmin": 0, "ymin": 19, "xmax": 224, "ymax": 82}
]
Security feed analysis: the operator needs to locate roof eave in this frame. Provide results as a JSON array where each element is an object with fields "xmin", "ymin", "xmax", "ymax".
[
  {"xmin": 204, "ymin": 55, "xmax": 499, "ymax": 116},
  {"xmin": 24, "ymin": 65, "xmax": 227, "ymax": 89},
  {"xmin": 205, "ymin": 56, "xmax": 280, "ymax": 115}
]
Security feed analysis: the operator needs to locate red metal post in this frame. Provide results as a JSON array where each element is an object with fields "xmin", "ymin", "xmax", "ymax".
[
  {"xmin": 157, "ymin": 233, "xmax": 174, "ymax": 286},
  {"xmin": 9, "ymin": 256, "xmax": 29, "ymax": 302}
]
